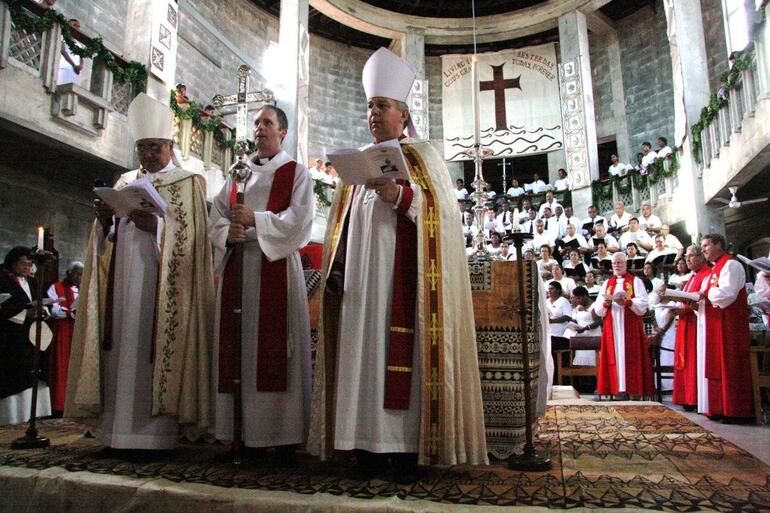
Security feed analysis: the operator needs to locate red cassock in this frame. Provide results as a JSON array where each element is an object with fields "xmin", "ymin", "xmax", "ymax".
[
  {"xmin": 703, "ymin": 254, "xmax": 753, "ymax": 418},
  {"xmin": 597, "ymin": 272, "xmax": 654, "ymax": 397},
  {"xmin": 672, "ymin": 267, "xmax": 710, "ymax": 406},
  {"xmin": 48, "ymin": 281, "xmax": 75, "ymax": 413}
]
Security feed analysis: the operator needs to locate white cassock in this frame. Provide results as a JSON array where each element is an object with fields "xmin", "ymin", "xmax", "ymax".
[
  {"xmin": 208, "ymin": 151, "xmax": 314, "ymax": 447},
  {"xmin": 334, "ymin": 183, "xmax": 423, "ymax": 453},
  {"xmin": 97, "ymin": 163, "xmax": 177, "ymax": 449},
  {"xmin": 592, "ymin": 275, "xmax": 648, "ymax": 392},
  {"xmin": 564, "ymin": 306, "xmax": 601, "ymax": 366},
  {"xmin": 653, "ymin": 304, "xmax": 677, "ymax": 391}
]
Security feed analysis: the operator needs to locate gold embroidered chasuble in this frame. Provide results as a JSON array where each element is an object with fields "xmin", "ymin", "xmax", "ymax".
[
  {"xmin": 307, "ymin": 140, "xmax": 488, "ymax": 466},
  {"xmin": 65, "ymin": 168, "xmax": 215, "ymax": 428}
]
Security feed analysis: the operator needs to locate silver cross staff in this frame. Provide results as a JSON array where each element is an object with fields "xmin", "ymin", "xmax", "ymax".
[{"xmin": 212, "ymin": 64, "xmax": 275, "ymax": 183}]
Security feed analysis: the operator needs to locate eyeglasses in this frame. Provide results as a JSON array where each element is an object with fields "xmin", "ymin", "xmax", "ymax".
[{"xmin": 135, "ymin": 142, "xmax": 168, "ymax": 153}]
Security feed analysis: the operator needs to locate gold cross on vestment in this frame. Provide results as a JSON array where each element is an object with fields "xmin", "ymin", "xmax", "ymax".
[
  {"xmin": 429, "ymin": 312, "xmax": 440, "ymax": 346},
  {"xmin": 426, "ymin": 259, "xmax": 440, "ymax": 291},
  {"xmin": 424, "ymin": 206, "xmax": 438, "ymax": 238},
  {"xmin": 428, "ymin": 367, "xmax": 441, "ymax": 400}
]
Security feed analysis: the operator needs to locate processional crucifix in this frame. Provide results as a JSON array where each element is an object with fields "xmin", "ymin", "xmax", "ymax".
[{"xmin": 211, "ymin": 64, "xmax": 274, "ymax": 466}]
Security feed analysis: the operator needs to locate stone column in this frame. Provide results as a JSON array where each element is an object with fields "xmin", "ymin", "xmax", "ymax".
[
  {"xmin": 558, "ymin": 10, "xmax": 599, "ymax": 213},
  {"xmin": 278, "ymin": 0, "xmax": 310, "ymax": 162},
  {"xmin": 664, "ymin": 0, "xmax": 724, "ymax": 238},
  {"xmin": 396, "ymin": 32, "xmax": 430, "ymax": 140},
  {"xmin": 124, "ymin": 0, "xmax": 179, "ymax": 103},
  {"xmin": 606, "ymin": 32, "xmax": 631, "ymax": 164}
]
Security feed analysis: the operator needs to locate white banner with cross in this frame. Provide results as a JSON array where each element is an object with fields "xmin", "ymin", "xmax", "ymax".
[{"xmin": 441, "ymin": 43, "xmax": 564, "ymax": 162}]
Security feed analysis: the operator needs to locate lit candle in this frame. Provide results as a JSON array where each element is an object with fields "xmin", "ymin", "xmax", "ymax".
[
  {"xmin": 512, "ymin": 208, "xmax": 519, "ymax": 227},
  {"xmin": 471, "ymin": 55, "xmax": 480, "ymax": 146},
  {"xmin": 37, "ymin": 226, "xmax": 44, "ymax": 250}
]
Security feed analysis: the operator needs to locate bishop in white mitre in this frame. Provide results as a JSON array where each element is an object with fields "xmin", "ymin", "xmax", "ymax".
[{"xmin": 65, "ymin": 94, "xmax": 214, "ymax": 449}]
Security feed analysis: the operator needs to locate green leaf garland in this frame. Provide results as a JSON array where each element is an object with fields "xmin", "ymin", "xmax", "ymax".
[{"xmin": 6, "ymin": 0, "xmax": 147, "ymax": 91}]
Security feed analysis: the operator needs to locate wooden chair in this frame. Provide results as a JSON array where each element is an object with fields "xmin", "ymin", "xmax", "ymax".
[
  {"xmin": 749, "ymin": 346, "xmax": 770, "ymax": 425},
  {"xmin": 649, "ymin": 342, "xmax": 675, "ymax": 403},
  {"xmin": 555, "ymin": 336, "xmax": 601, "ymax": 386}
]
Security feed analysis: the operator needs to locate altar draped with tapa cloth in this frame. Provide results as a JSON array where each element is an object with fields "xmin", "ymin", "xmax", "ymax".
[{"xmin": 306, "ymin": 258, "xmax": 545, "ymax": 460}]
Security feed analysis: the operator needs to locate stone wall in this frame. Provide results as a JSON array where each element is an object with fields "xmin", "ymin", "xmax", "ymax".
[
  {"xmin": 701, "ymin": 0, "xmax": 729, "ymax": 93},
  {"xmin": 307, "ymin": 37, "xmax": 372, "ymax": 160},
  {"xmin": 176, "ymin": 0, "xmax": 277, "ymax": 108},
  {"xmin": 616, "ymin": 2, "xmax": 675, "ymax": 154},
  {"xmin": 54, "ymin": 0, "xmax": 129, "ymax": 51}
]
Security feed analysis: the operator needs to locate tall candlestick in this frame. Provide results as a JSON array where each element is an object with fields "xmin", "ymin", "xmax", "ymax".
[
  {"xmin": 512, "ymin": 208, "xmax": 519, "ymax": 228},
  {"xmin": 37, "ymin": 226, "xmax": 44, "ymax": 251},
  {"xmin": 471, "ymin": 55, "xmax": 480, "ymax": 146}
]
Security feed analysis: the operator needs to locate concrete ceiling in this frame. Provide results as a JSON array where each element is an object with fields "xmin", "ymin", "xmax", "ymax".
[{"xmin": 249, "ymin": 0, "xmax": 653, "ymax": 51}]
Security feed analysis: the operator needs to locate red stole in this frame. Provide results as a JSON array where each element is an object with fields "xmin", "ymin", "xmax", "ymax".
[
  {"xmin": 597, "ymin": 273, "xmax": 652, "ymax": 396},
  {"xmin": 671, "ymin": 267, "xmax": 709, "ymax": 406},
  {"xmin": 49, "ymin": 281, "xmax": 75, "ymax": 412},
  {"xmin": 218, "ymin": 161, "xmax": 296, "ymax": 393},
  {"xmin": 702, "ymin": 254, "xmax": 752, "ymax": 417},
  {"xmin": 384, "ymin": 181, "xmax": 417, "ymax": 410}
]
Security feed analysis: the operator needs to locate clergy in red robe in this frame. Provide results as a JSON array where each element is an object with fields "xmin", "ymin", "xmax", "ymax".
[
  {"xmin": 46, "ymin": 261, "xmax": 83, "ymax": 415},
  {"xmin": 671, "ymin": 246, "xmax": 709, "ymax": 410},
  {"xmin": 209, "ymin": 105, "xmax": 314, "ymax": 453},
  {"xmin": 699, "ymin": 234, "xmax": 753, "ymax": 421},
  {"xmin": 592, "ymin": 252, "xmax": 654, "ymax": 399}
]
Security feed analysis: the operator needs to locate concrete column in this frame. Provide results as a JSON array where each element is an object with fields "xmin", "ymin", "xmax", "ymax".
[
  {"xmin": 606, "ymin": 33, "xmax": 631, "ymax": 164},
  {"xmin": 558, "ymin": 10, "xmax": 600, "ymax": 214},
  {"xmin": 278, "ymin": 0, "xmax": 309, "ymax": 161},
  {"xmin": 396, "ymin": 32, "xmax": 429, "ymax": 140},
  {"xmin": 664, "ymin": 0, "xmax": 724, "ymax": 238},
  {"xmin": 123, "ymin": 0, "xmax": 178, "ymax": 103}
]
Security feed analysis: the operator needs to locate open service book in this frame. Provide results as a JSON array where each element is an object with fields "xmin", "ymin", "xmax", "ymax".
[
  {"xmin": 737, "ymin": 254, "xmax": 770, "ymax": 273},
  {"xmin": 94, "ymin": 177, "xmax": 168, "ymax": 218},
  {"xmin": 326, "ymin": 139, "xmax": 411, "ymax": 185}
]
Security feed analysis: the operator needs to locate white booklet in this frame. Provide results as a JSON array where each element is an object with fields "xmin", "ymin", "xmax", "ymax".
[
  {"xmin": 662, "ymin": 289, "xmax": 700, "ymax": 302},
  {"xmin": 737, "ymin": 254, "xmax": 770, "ymax": 273},
  {"xmin": 94, "ymin": 177, "xmax": 167, "ymax": 217},
  {"xmin": 326, "ymin": 139, "xmax": 410, "ymax": 185}
]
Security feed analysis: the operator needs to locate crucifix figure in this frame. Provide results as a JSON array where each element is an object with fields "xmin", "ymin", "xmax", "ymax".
[
  {"xmin": 479, "ymin": 64, "xmax": 521, "ymax": 132},
  {"xmin": 212, "ymin": 64, "xmax": 275, "ymax": 161}
]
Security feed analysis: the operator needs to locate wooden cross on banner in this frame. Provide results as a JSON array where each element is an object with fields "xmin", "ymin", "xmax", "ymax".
[
  {"xmin": 212, "ymin": 65, "xmax": 275, "ymax": 157},
  {"xmin": 479, "ymin": 64, "xmax": 521, "ymax": 132}
]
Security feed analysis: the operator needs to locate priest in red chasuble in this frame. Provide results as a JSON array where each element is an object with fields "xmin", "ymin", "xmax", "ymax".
[
  {"xmin": 592, "ymin": 252, "xmax": 654, "ymax": 399},
  {"xmin": 46, "ymin": 261, "xmax": 83, "ymax": 415},
  {"xmin": 65, "ymin": 94, "xmax": 214, "ymax": 449},
  {"xmin": 308, "ymin": 48, "xmax": 488, "ymax": 474},
  {"xmin": 209, "ymin": 105, "xmax": 314, "ymax": 451},
  {"xmin": 670, "ymin": 245, "xmax": 710, "ymax": 412},
  {"xmin": 698, "ymin": 233, "xmax": 753, "ymax": 421}
]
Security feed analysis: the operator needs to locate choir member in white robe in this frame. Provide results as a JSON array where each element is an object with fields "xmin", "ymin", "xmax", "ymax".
[
  {"xmin": 608, "ymin": 202, "xmax": 632, "ymax": 233},
  {"xmin": 661, "ymin": 224, "xmax": 685, "ymax": 256},
  {"xmin": 208, "ymin": 106, "xmax": 313, "ymax": 450},
  {"xmin": 548, "ymin": 264, "xmax": 576, "ymax": 298},
  {"xmin": 639, "ymin": 203, "xmax": 662, "ymax": 234},
  {"xmin": 618, "ymin": 218, "xmax": 653, "ymax": 254},
  {"xmin": 537, "ymin": 191, "xmax": 561, "ymax": 218},
  {"xmin": 506, "ymin": 179, "xmax": 525, "ymax": 198},
  {"xmin": 581, "ymin": 205, "xmax": 606, "ymax": 237},
  {"xmin": 495, "ymin": 202, "xmax": 514, "ymax": 233},
  {"xmin": 553, "ymin": 169, "xmax": 570, "ymax": 191},
  {"xmin": 65, "ymin": 94, "xmax": 214, "ymax": 449},
  {"xmin": 590, "ymin": 224, "xmax": 620, "ymax": 253},
  {"xmin": 608, "ymin": 154, "xmax": 630, "ymax": 177},
  {"xmin": 650, "ymin": 283, "xmax": 677, "ymax": 391},
  {"xmin": 564, "ymin": 286, "xmax": 602, "ymax": 366}
]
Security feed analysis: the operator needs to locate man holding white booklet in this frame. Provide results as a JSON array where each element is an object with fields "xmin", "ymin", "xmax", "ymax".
[
  {"xmin": 309, "ymin": 47, "xmax": 487, "ymax": 481},
  {"xmin": 66, "ymin": 93, "xmax": 214, "ymax": 450}
]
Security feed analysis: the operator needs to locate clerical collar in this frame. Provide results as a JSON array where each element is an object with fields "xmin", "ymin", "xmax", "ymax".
[
  {"xmin": 252, "ymin": 155, "xmax": 274, "ymax": 166},
  {"xmin": 140, "ymin": 159, "xmax": 174, "ymax": 176}
]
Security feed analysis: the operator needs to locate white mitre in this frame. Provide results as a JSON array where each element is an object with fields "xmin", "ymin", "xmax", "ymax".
[
  {"xmin": 362, "ymin": 47, "xmax": 417, "ymax": 137},
  {"xmin": 127, "ymin": 92, "xmax": 174, "ymax": 142},
  {"xmin": 127, "ymin": 92, "xmax": 182, "ymax": 167}
]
